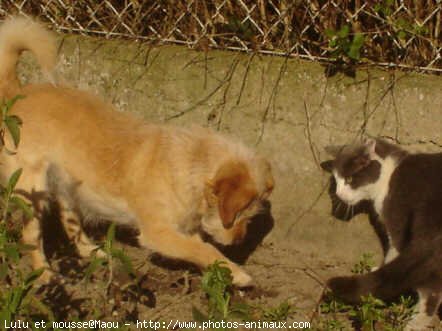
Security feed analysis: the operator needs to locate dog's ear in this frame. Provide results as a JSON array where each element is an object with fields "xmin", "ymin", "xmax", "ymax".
[
  {"xmin": 210, "ymin": 161, "xmax": 257, "ymax": 229},
  {"xmin": 320, "ymin": 160, "xmax": 334, "ymax": 173}
]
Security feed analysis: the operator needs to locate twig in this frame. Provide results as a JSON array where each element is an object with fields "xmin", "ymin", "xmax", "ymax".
[
  {"xmin": 286, "ymin": 181, "xmax": 329, "ymax": 236},
  {"xmin": 236, "ymin": 53, "xmax": 256, "ymax": 106},
  {"xmin": 256, "ymin": 55, "xmax": 288, "ymax": 145},
  {"xmin": 303, "ymin": 99, "xmax": 320, "ymax": 169},
  {"xmin": 166, "ymin": 54, "xmax": 241, "ymax": 120}
]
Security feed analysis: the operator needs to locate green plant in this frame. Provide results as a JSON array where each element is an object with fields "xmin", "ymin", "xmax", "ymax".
[
  {"xmin": 383, "ymin": 295, "xmax": 415, "ymax": 331},
  {"xmin": 373, "ymin": 1, "xmax": 429, "ymax": 42},
  {"xmin": 225, "ymin": 17, "xmax": 255, "ymax": 43},
  {"xmin": 394, "ymin": 18, "xmax": 429, "ymax": 41},
  {"xmin": 261, "ymin": 300, "xmax": 292, "ymax": 322},
  {"xmin": 374, "ymin": 0, "xmax": 394, "ymax": 17},
  {"xmin": 319, "ymin": 297, "xmax": 352, "ymax": 315},
  {"xmin": 315, "ymin": 253, "xmax": 415, "ymax": 330},
  {"xmin": 84, "ymin": 222, "xmax": 135, "ymax": 288},
  {"xmin": 351, "ymin": 253, "xmax": 375, "ymax": 274},
  {"xmin": 349, "ymin": 295, "xmax": 386, "ymax": 331},
  {"xmin": 1, "ymin": 95, "xmax": 25, "ymax": 152},
  {"xmin": 0, "ymin": 268, "xmax": 54, "ymax": 329},
  {"xmin": 0, "ymin": 96, "xmax": 53, "ymax": 329},
  {"xmin": 193, "ymin": 260, "xmax": 233, "ymax": 322},
  {"xmin": 193, "ymin": 261, "xmax": 294, "ymax": 330},
  {"xmin": 312, "ymin": 318, "xmax": 347, "ymax": 331},
  {"xmin": 325, "ymin": 25, "xmax": 365, "ymax": 61}
]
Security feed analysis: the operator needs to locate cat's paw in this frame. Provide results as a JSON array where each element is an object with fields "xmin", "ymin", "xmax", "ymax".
[
  {"xmin": 404, "ymin": 313, "xmax": 439, "ymax": 331},
  {"xmin": 327, "ymin": 276, "xmax": 361, "ymax": 304},
  {"xmin": 370, "ymin": 266, "xmax": 379, "ymax": 272},
  {"xmin": 231, "ymin": 268, "xmax": 253, "ymax": 288}
]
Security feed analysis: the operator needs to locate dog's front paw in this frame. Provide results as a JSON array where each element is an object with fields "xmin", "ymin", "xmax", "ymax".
[
  {"xmin": 231, "ymin": 268, "xmax": 253, "ymax": 287},
  {"xmin": 35, "ymin": 268, "xmax": 56, "ymax": 285}
]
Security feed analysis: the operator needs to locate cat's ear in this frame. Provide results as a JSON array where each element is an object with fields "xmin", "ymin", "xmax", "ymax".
[
  {"xmin": 364, "ymin": 138, "xmax": 377, "ymax": 158},
  {"xmin": 324, "ymin": 145, "xmax": 345, "ymax": 157},
  {"xmin": 320, "ymin": 160, "xmax": 334, "ymax": 173}
]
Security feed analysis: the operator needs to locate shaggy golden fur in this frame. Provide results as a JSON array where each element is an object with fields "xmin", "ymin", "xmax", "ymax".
[{"xmin": 0, "ymin": 17, "xmax": 274, "ymax": 286}]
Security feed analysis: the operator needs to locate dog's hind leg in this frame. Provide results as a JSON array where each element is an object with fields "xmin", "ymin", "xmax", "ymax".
[
  {"xmin": 56, "ymin": 196, "xmax": 102, "ymax": 258},
  {"xmin": 12, "ymin": 165, "xmax": 53, "ymax": 282}
]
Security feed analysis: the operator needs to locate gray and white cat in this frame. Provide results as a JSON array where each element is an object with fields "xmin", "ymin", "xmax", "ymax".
[{"xmin": 321, "ymin": 138, "xmax": 442, "ymax": 330}]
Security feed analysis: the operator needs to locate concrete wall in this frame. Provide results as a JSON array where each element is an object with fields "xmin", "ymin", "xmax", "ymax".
[{"xmin": 19, "ymin": 35, "xmax": 442, "ymax": 265}]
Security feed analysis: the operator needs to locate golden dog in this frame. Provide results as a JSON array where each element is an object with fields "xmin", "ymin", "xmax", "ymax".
[{"xmin": 0, "ymin": 17, "xmax": 274, "ymax": 286}]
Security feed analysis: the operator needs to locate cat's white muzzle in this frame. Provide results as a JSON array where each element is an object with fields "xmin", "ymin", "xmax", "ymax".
[{"xmin": 334, "ymin": 174, "xmax": 365, "ymax": 206}]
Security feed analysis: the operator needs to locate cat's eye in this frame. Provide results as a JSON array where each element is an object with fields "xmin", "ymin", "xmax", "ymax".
[{"xmin": 345, "ymin": 177, "xmax": 353, "ymax": 184}]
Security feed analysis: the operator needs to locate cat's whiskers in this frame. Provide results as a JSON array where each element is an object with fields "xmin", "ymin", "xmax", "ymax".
[
  {"xmin": 344, "ymin": 204, "xmax": 351, "ymax": 220},
  {"xmin": 332, "ymin": 197, "xmax": 345, "ymax": 214}
]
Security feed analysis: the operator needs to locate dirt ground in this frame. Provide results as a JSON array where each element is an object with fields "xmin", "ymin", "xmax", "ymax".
[{"xmin": 37, "ymin": 214, "xmax": 353, "ymax": 327}]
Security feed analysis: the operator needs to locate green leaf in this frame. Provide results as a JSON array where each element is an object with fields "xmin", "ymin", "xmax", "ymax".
[
  {"xmin": 0, "ymin": 231, "xmax": 7, "ymax": 247},
  {"xmin": 229, "ymin": 302, "xmax": 252, "ymax": 319},
  {"xmin": 9, "ymin": 286, "xmax": 25, "ymax": 313},
  {"xmin": 0, "ymin": 262, "xmax": 8, "ymax": 280},
  {"xmin": 337, "ymin": 25, "xmax": 350, "ymax": 38},
  {"xmin": 348, "ymin": 43, "xmax": 363, "ymax": 60},
  {"xmin": 0, "ymin": 309, "xmax": 12, "ymax": 329},
  {"xmin": 24, "ymin": 268, "xmax": 45, "ymax": 286},
  {"xmin": 7, "ymin": 168, "xmax": 22, "ymax": 193},
  {"xmin": 352, "ymin": 33, "xmax": 365, "ymax": 48},
  {"xmin": 4, "ymin": 115, "xmax": 22, "ymax": 148},
  {"xmin": 9, "ymin": 195, "xmax": 33, "ymax": 219},
  {"xmin": 84, "ymin": 257, "xmax": 107, "ymax": 281},
  {"xmin": 397, "ymin": 30, "xmax": 407, "ymax": 40},
  {"xmin": 325, "ymin": 28, "xmax": 336, "ymax": 39},
  {"xmin": 105, "ymin": 222, "xmax": 116, "ymax": 253},
  {"xmin": 4, "ymin": 244, "xmax": 20, "ymax": 262},
  {"xmin": 3, "ymin": 95, "xmax": 25, "ymax": 114}
]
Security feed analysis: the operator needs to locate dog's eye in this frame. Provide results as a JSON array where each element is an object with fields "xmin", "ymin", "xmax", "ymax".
[{"xmin": 345, "ymin": 176, "xmax": 353, "ymax": 184}]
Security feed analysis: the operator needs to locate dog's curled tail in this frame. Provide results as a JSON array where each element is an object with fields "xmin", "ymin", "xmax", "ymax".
[
  {"xmin": 328, "ymin": 242, "xmax": 440, "ymax": 304},
  {"xmin": 0, "ymin": 16, "xmax": 56, "ymax": 98}
]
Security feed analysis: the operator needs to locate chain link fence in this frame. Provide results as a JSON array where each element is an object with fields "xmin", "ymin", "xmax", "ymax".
[{"xmin": 1, "ymin": 0, "xmax": 441, "ymax": 73}]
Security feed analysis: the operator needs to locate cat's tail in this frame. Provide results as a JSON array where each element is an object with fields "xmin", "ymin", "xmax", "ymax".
[
  {"xmin": 328, "ymin": 241, "xmax": 441, "ymax": 304},
  {"xmin": 0, "ymin": 16, "xmax": 57, "ymax": 98}
]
